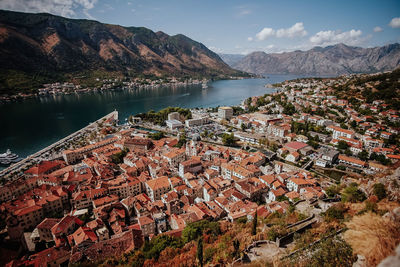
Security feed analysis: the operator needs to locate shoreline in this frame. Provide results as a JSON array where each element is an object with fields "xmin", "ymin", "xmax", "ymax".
[
  {"xmin": 0, "ymin": 77, "xmax": 280, "ymax": 175},
  {"xmin": 0, "ymin": 76, "xmax": 254, "ymax": 104},
  {"xmin": 0, "ymin": 111, "xmax": 119, "ymax": 180},
  {"xmin": 0, "ymin": 84, "xmax": 277, "ymax": 179}
]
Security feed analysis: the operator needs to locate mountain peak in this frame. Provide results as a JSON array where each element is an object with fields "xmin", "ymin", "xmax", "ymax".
[
  {"xmin": 229, "ymin": 43, "xmax": 400, "ymax": 76},
  {"xmin": 0, "ymin": 9, "xmax": 241, "ymax": 94}
]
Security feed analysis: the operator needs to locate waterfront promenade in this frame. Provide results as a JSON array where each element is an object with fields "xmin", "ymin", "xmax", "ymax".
[{"xmin": 0, "ymin": 111, "xmax": 118, "ymax": 180}]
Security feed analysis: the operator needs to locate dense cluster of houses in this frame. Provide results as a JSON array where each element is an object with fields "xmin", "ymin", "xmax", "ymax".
[
  {"xmin": 1, "ymin": 73, "xmax": 399, "ymax": 266},
  {"xmin": 0, "ymin": 126, "xmax": 328, "ymax": 266},
  {"xmin": 231, "ymin": 77, "xmax": 399, "ymax": 173}
]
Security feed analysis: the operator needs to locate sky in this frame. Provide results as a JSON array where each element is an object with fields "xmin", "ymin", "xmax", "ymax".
[{"xmin": 0, "ymin": 0, "xmax": 399, "ymax": 55}]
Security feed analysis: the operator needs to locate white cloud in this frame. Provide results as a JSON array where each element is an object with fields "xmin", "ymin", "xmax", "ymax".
[
  {"xmin": 0, "ymin": 0, "xmax": 98, "ymax": 19},
  {"xmin": 309, "ymin": 29, "xmax": 363, "ymax": 46},
  {"xmin": 247, "ymin": 37, "xmax": 253, "ymax": 41},
  {"xmin": 276, "ymin": 22, "xmax": 307, "ymax": 38},
  {"xmin": 255, "ymin": 22, "xmax": 307, "ymax": 41},
  {"xmin": 373, "ymin": 26, "xmax": 383, "ymax": 32},
  {"xmin": 389, "ymin": 17, "xmax": 400, "ymax": 28},
  {"xmin": 256, "ymin": 27, "xmax": 275, "ymax": 40}
]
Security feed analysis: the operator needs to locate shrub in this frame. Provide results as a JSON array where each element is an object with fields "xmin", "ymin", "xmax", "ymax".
[
  {"xmin": 182, "ymin": 220, "xmax": 221, "ymax": 243},
  {"xmin": 276, "ymin": 195, "xmax": 289, "ymax": 202},
  {"xmin": 267, "ymin": 228, "xmax": 279, "ymax": 241},
  {"xmin": 373, "ymin": 183, "xmax": 387, "ymax": 200},
  {"xmin": 149, "ymin": 131, "xmax": 165, "ymax": 140},
  {"xmin": 110, "ymin": 148, "xmax": 128, "ymax": 164},
  {"xmin": 307, "ymin": 236, "xmax": 356, "ymax": 267},
  {"xmin": 142, "ymin": 235, "xmax": 183, "ymax": 259},
  {"xmin": 365, "ymin": 201, "xmax": 378, "ymax": 213},
  {"xmin": 236, "ymin": 217, "xmax": 247, "ymax": 224},
  {"xmin": 324, "ymin": 203, "xmax": 347, "ymax": 221},
  {"xmin": 222, "ymin": 133, "xmax": 236, "ymax": 146},
  {"xmin": 325, "ymin": 185, "xmax": 340, "ymax": 198},
  {"xmin": 204, "ymin": 247, "xmax": 216, "ymax": 263},
  {"xmin": 341, "ymin": 184, "xmax": 366, "ymax": 203},
  {"xmin": 267, "ymin": 226, "xmax": 287, "ymax": 241}
]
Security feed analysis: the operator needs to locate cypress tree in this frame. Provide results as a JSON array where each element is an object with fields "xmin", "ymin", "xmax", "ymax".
[
  {"xmin": 252, "ymin": 212, "xmax": 258, "ymax": 236},
  {"xmin": 197, "ymin": 237, "xmax": 203, "ymax": 267}
]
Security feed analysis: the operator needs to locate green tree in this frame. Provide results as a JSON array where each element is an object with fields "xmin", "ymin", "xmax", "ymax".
[
  {"xmin": 358, "ymin": 150, "xmax": 369, "ymax": 161},
  {"xmin": 110, "ymin": 148, "xmax": 128, "ymax": 164},
  {"xmin": 176, "ymin": 132, "xmax": 187, "ymax": 148},
  {"xmin": 341, "ymin": 183, "xmax": 366, "ymax": 203},
  {"xmin": 142, "ymin": 235, "xmax": 183, "ymax": 259},
  {"xmin": 276, "ymin": 195, "xmax": 289, "ymax": 202},
  {"xmin": 222, "ymin": 133, "xmax": 236, "ymax": 146},
  {"xmin": 252, "ymin": 212, "xmax": 258, "ymax": 235},
  {"xmin": 307, "ymin": 236, "xmax": 356, "ymax": 267},
  {"xmin": 373, "ymin": 183, "xmax": 387, "ymax": 200},
  {"xmin": 204, "ymin": 247, "xmax": 216, "ymax": 263},
  {"xmin": 197, "ymin": 237, "xmax": 203, "ymax": 267},
  {"xmin": 337, "ymin": 140, "xmax": 349, "ymax": 150},
  {"xmin": 149, "ymin": 132, "xmax": 165, "ymax": 140},
  {"xmin": 182, "ymin": 220, "xmax": 221, "ymax": 243},
  {"xmin": 233, "ymin": 239, "xmax": 240, "ymax": 258},
  {"xmin": 307, "ymin": 140, "xmax": 319, "ymax": 149},
  {"xmin": 325, "ymin": 185, "xmax": 340, "ymax": 198},
  {"xmin": 324, "ymin": 203, "xmax": 347, "ymax": 221}
]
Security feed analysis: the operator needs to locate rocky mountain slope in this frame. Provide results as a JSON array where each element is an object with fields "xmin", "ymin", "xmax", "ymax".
[
  {"xmin": 0, "ymin": 10, "xmax": 243, "ymax": 94},
  {"xmin": 230, "ymin": 43, "xmax": 400, "ymax": 76},
  {"xmin": 218, "ymin": 54, "xmax": 245, "ymax": 67}
]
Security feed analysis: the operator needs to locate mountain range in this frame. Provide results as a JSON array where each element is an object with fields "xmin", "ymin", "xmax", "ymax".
[
  {"xmin": 0, "ymin": 10, "xmax": 243, "ymax": 94},
  {"xmin": 220, "ymin": 43, "xmax": 400, "ymax": 76}
]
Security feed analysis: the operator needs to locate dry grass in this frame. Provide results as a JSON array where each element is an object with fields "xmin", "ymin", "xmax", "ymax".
[
  {"xmin": 376, "ymin": 199, "xmax": 400, "ymax": 211},
  {"xmin": 344, "ymin": 212, "xmax": 400, "ymax": 266}
]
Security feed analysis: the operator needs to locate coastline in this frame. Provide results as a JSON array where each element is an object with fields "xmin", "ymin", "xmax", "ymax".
[
  {"xmin": 0, "ymin": 111, "xmax": 119, "ymax": 180},
  {"xmin": 0, "ymin": 76, "xmax": 283, "ymax": 168},
  {"xmin": 0, "ymin": 76, "xmax": 253, "ymax": 104},
  {"xmin": 0, "ymin": 81, "xmax": 277, "ymax": 179}
]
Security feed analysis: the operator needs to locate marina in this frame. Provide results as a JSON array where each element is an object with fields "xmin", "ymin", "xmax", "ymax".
[
  {"xmin": 0, "ymin": 75, "xmax": 301, "ymax": 173},
  {"xmin": 0, "ymin": 111, "xmax": 118, "ymax": 179}
]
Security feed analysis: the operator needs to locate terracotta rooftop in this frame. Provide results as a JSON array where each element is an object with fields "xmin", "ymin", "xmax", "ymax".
[
  {"xmin": 37, "ymin": 218, "xmax": 60, "ymax": 230},
  {"xmin": 145, "ymin": 176, "xmax": 170, "ymax": 191}
]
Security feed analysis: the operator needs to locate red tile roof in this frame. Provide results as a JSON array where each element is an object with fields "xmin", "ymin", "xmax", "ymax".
[{"xmin": 284, "ymin": 141, "xmax": 308, "ymax": 150}]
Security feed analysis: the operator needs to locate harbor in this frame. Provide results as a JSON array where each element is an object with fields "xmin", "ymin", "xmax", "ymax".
[
  {"xmin": 0, "ymin": 111, "xmax": 118, "ymax": 180},
  {"xmin": 0, "ymin": 76, "xmax": 289, "ymax": 163}
]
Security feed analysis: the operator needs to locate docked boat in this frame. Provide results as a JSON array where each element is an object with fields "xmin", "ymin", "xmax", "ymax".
[
  {"xmin": 0, "ymin": 149, "xmax": 20, "ymax": 166},
  {"xmin": 202, "ymin": 82, "xmax": 208, "ymax": 89}
]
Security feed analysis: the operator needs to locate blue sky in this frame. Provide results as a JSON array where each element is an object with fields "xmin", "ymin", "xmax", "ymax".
[{"xmin": 1, "ymin": 0, "xmax": 399, "ymax": 54}]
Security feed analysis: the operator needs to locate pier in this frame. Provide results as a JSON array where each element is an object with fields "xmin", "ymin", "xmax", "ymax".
[{"xmin": 0, "ymin": 111, "xmax": 118, "ymax": 180}]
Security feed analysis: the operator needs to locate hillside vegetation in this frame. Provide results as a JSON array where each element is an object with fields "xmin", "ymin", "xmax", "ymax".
[{"xmin": 0, "ymin": 10, "xmax": 246, "ymax": 95}]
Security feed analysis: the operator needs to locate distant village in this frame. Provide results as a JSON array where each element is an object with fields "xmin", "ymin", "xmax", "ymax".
[
  {"xmin": 0, "ymin": 72, "xmax": 399, "ymax": 266},
  {"xmin": 0, "ymin": 76, "xmax": 212, "ymax": 102}
]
